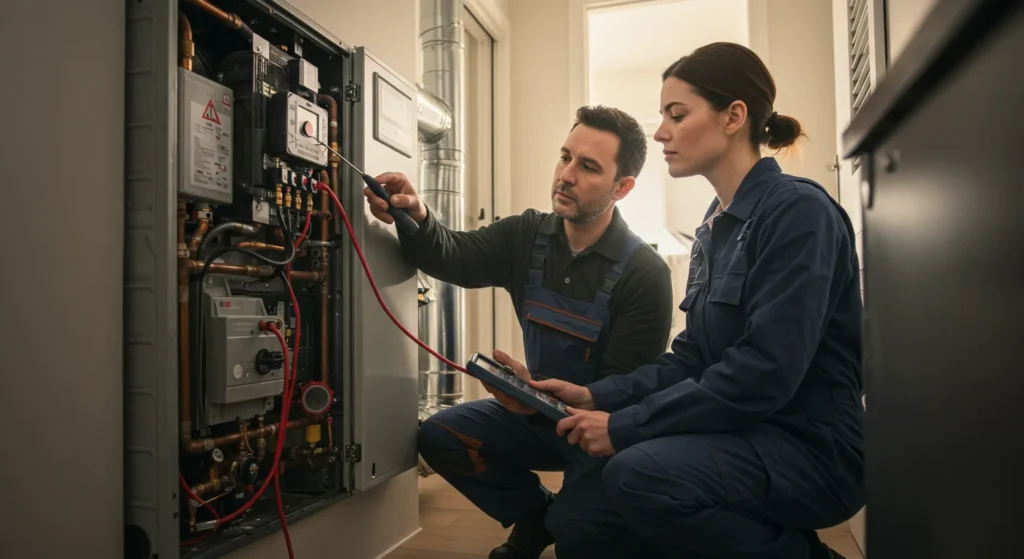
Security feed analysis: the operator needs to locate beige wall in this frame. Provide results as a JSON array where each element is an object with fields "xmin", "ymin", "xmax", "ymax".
[
  {"xmin": 760, "ymin": 0, "xmax": 839, "ymax": 196},
  {"xmin": 509, "ymin": 0, "xmax": 571, "ymax": 215},
  {"xmin": 223, "ymin": 1, "xmax": 423, "ymax": 558},
  {"xmin": 1, "ymin": 1, "xmax": 124, "ymax": 557},
  {"xmin": 888, "ymin": 0, "xmax": 940, "ymax": 65},
  {"xmin": 505, "ymin": 0, "xmax": 572, "ymax": 362}
]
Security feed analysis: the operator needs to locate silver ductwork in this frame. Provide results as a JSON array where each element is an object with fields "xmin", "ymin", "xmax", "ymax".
[
  {"xmin": 417, "ymin": 88, "xmax": 452, "ymax": 145},
  {"xmin": 417, "ymin": 0, "xmax": 466, "ymax": 427}
]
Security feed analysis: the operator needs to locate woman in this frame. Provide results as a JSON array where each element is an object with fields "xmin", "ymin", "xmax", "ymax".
[{"xmin": 499, "ymin": 42, "xmax": 864, "ymax": 558}]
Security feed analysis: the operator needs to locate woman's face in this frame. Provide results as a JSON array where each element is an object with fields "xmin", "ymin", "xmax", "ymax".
[{"xmin": 654, "ymin": 77, "xmax": 734, "ymax": 178}]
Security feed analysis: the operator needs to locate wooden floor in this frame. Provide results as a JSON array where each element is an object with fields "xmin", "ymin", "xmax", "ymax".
[{"xmin": 388, "ymin": 472, "xmax": 864, "ymax": 559}]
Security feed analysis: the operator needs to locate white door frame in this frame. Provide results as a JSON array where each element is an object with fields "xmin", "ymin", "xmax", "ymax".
[{"xmin": 462, "ymin": 0, "xmax": 516, "ymax": 364}]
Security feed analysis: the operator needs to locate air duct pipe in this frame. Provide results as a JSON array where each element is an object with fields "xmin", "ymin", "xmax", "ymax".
[{"xmin": 417, "ymin": 0, "xmax": 466, "ymax": 424}]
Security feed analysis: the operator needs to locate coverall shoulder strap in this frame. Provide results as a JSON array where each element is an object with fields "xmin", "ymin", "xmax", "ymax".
[
  {"xmin": 594, "ymin": 232, "xmax": 645, "ymax": 307},
  {"xmin": 527, "ymin": 215, "xmax": 557, "ymax": 287}
]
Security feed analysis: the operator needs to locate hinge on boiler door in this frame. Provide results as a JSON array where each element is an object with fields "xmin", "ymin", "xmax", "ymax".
[
  {"xmin": 344, "ymin": 82, "xmax": 361, "ymax": 103},
  {"xmin": 345, "ymin": 443, "xmax": 362, "ymax": 463}
]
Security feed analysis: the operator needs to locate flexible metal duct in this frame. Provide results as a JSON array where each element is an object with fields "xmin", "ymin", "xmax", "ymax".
[{"xmin": 417, "ymin": 0, "xmax": 466, "ymax": 425}]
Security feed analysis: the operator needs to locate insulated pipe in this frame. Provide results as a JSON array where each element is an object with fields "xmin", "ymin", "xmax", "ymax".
[{"xmin": 418, "ymin": 0, "xmax": 467, "ymax": 415}]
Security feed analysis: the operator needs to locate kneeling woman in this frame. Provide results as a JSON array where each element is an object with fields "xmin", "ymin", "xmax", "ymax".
[{"xmin": 530, "ymin": 42, "xmax": 864, "ymax": 559}]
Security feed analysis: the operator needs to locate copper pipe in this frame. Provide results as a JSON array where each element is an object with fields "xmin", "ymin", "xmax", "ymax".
[
  {"xmin": 185, "ymin": 0, "xmax": 244, "ymax": 30},
  {"xmin": 188, "ymin": 214, "xmax": 210, "ymax": 256},
  {"xmin": 182, "ymin": 418, "xmax": 309, "ymax": 455},
  {"xmin": 188, "ymin": 260, "xmax": 324, "ymax": 282},
  {"xmin": 190, "ymin": 475, "xmax": 232, "ymax": 498},
  {"xmin": 317, "ymin": 95, "xmax": 341, "ymax": 197},
  {"xmin": 256, "ymin": 415, "xmax": 267, "ymax": 461},
  {"xmin": 236, "ymin": 241, "xmax": 286, "ymax": 252},
  {"xmin": 318, "ymin": 171, "xmax": 331, "ymax": 385},
  {"xmin": 178, "ymin": 200, "xmax": 193, "ymax": 442},
  {"xmin": 179, "ymin": 12, "xmax": 194, "ymax": 71},
  {"xmin": 327, "ymin": 416, "xmax": 335, "ymax": 454}
]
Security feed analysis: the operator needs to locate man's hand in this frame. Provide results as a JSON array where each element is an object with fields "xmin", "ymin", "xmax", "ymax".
[
  {"xmin": 484, "ymin": 350, "xmax": 536, "ymax": 415},
  {"xmin": 364, "ymin": 172, "xmax": 428, "ymax": 224},
  {"xmin": 556, "ymin": 408, "xmax": 615, "ymax": 457}
]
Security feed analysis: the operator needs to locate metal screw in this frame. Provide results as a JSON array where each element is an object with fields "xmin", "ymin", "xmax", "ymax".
[{"xmin": 883, "ymin": 151, "xmax": 900, "ymax": 173}]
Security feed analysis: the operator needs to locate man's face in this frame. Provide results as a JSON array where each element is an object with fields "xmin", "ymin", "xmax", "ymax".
[{"xmin": 551, "ymin": 124, "xmax": 628, "ymax": 223}]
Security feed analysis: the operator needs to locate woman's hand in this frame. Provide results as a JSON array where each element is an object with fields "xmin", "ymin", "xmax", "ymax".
[
  {"xmin": 486, "ymin": 350, "xmax": 537, "ymax": 415},
  {"xmin": 557, "ymin": 409, "xmax": 615, "ymax": 457}
]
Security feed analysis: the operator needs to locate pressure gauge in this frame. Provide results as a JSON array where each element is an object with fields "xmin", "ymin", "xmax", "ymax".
[{"xmin": 300, "ymin": 382, "xmax": 333, "ymax": 418}]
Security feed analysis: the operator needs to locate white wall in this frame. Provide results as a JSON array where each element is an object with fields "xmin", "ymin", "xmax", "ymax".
[
  {"xmin": 0, "ymin": 1, "xmax": 124, "ymax": 557},
  {"xmin": 887, "ymin": 0, "xmax": 940, "ymax": 65},
  {"xmin": 222, "ymin": 1, "xmax": 423, "ymax": 557}
]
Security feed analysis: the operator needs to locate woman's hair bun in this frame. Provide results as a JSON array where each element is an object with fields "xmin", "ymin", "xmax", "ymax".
[{"xmin": 765, "ymin": 112, "xmax": 803, "ymax": 150}]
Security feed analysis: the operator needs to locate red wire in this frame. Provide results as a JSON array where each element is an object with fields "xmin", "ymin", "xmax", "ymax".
[
  {"xmin": 178, "ymin": 214, "xmax": 311, "ymax": 556},
  {"xmin": 318, "ymin": 184, "xmax": 468, "ymax": 374},
  {"xmin": 270, "ymin": 212, "xmax": 310, "ymax": 559},
  {"xmin": 179, "ymin": 188, "xmax": 469, "ymax": 557},
  {"xmin": 213, "ymin": 325, "xmax": 292, "ymax": 525}
]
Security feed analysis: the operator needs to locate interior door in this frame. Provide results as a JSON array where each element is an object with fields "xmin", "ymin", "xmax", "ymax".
[{"xmin": 461, "ymin": 6, "xmax": 496, "ymax": 401}]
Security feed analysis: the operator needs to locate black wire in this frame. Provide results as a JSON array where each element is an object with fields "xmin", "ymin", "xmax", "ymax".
[{"xmin": 199, "ymin": 207, "xmax": 298, "ymax": 274}]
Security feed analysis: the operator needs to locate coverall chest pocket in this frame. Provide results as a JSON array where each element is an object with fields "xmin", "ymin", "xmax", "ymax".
[
  {"xmin": 706, "ymin": 252, "xmax": 749, "ymax": 352},
  {"xmin": 523, "ymin": 301, "xmax": 604, "ymax": 383}
]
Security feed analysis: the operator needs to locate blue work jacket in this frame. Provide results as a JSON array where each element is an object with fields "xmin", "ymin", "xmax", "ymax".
[{"xmin": 588, "ymin": 157, "xmax": 863, "ymax": 453}]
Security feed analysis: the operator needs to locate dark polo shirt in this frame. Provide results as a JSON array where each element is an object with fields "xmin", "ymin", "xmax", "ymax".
[{"xmin": 399, "ymin": 206, "xmax": 674, "ymax": 379}]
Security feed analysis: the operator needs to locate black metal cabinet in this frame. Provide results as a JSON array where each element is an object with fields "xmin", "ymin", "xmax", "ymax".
[{"xmin": 844, "ymin": 1, "xmax": 1024, "ymax": 557}]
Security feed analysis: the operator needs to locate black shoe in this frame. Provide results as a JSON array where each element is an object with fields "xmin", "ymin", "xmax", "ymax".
[
  {"xmin": 489, "ymin": 501, "xmax": 555, "ymax": 559},
  {"xmin": 805, "ymin": 531, "xmax": 847, "ymax": 559}
]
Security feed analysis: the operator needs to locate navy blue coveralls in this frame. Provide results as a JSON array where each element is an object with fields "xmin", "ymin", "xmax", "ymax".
[
  {"xmin": 417, "ymin": 219, "xmax": 658, "ymax": 558},
  {"xmin": 587, "ymin": 158, "xmax": 866, "ymax": 558}
]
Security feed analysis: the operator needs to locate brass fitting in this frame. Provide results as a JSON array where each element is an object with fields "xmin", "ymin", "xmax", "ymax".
[{"xmin": 305, "ymin": 424, "xmax": 322, "ymax": 445}]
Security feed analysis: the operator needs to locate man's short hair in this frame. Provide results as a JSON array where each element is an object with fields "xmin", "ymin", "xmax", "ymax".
[{"xmin": 571, "ymin": 105, "xmax": 647, "ymax": 180}]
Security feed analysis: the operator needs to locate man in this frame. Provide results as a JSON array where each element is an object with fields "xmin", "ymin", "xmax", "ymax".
[{"xmin": 364, "ymin": 106, "xmax": 674, "ymax": 559}]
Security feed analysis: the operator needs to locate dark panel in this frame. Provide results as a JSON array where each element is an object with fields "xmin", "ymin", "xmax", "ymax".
[{"xmin": 859, "ymin": 5, "xmax": 1024, "ymax": 558}]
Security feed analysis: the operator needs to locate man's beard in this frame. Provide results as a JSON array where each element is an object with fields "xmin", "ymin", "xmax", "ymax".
[{"xmin": 551, "ymin": 182, "xmax": 615, "ymax": 224}]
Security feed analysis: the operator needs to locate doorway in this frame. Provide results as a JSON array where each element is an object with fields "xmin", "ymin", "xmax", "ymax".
[{"xmin": 462, "ymin": 5, "xmax": 496, "ymax": 400}]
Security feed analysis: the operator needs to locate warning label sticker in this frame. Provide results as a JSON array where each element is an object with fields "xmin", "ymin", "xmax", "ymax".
[
  {"xmin": 191, "ymin": 98, "xmax": 231, "ymax": 193},
  {"xmin": 201, "ymin": 98, "xmax": 221, "ymax": 124}
]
